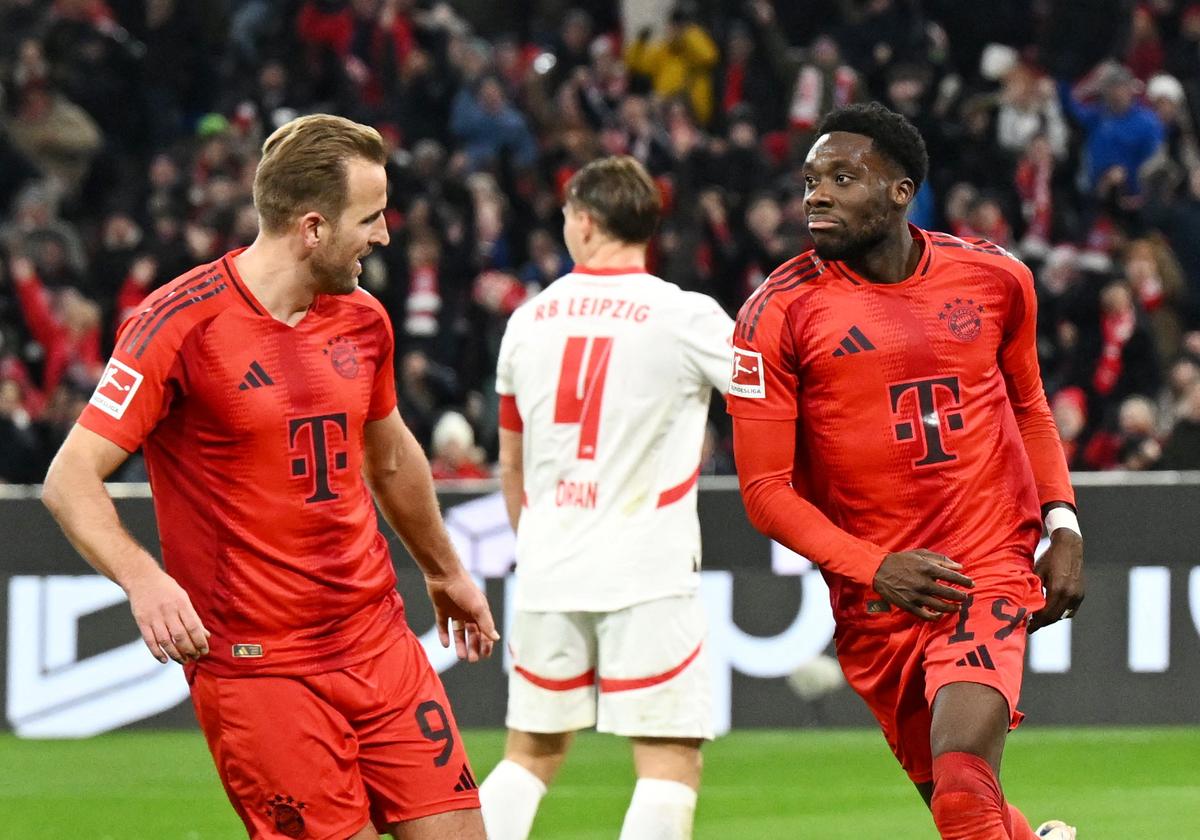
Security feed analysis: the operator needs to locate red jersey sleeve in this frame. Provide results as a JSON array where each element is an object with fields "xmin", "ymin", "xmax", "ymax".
[
  {"xmin": 366, "ymin": 303, "xmax": 397, "ymax": 421},
  {"xmin": 726, "ymin": 288, "xmax": 799, "ymax": 420},
  {"xmin": 728, "ymin": 272, "xmax": 889, "ymax": 586},
  {"xmin": 734, "ymin": 418, "xmax": 890, "ymax": 586},
  {"xmin": 999, "ymin": 261, "xmax": 1075, "ymax": 510},
  {"xmin": 78, "ymin": 313, "xmax": 185, "ymax": 453}
]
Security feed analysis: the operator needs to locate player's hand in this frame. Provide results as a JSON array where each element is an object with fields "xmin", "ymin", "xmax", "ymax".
[
  {"xmin": 124, "ymin": 567, "xmax": 211, "ymax": 664},
  {"xmin": 425, "ymin": 571, "xmax": 500, "ymax": 663},
  {"xmin": 1028, "ymin": 529, "xmax": 1084, "ymax": 633},
  {"xmin": 873, "ymin": 549, "xmax": 974, "ymax": 621}
]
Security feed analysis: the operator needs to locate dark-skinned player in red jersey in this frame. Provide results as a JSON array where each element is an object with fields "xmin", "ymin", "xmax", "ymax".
[{"xmin": 727, "ymin": 102, "xmax": 1085, "ymax": 840}]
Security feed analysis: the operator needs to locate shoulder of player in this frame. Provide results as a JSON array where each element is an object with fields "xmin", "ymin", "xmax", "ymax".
[
  {"xmin": 335, "ymin": 286, "xmax": 393, "ymax": 324},
  {"xmin": 734, "ymin": 251, "xmax": 825, "ymax": 341},
  {"xmin": 927, "ymin": 232, "xmax": 1033, "ymax": 296},
  {"xmin": 115, "ymin": 260, "xmax": 237, "ymax": 362}
]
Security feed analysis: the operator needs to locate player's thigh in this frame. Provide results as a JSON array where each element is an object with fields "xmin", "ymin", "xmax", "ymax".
[
  {"xmin": 595, "ymin": 594, "xmax": 713, "ymax": 740},
  {"xmin": 835, "ymin": 622, "xmax": 934, "ymax": 784},
  {"xmin": 923, "ymin": 577, "xmax": 1040, "ymax": 766},
  {"xmin": 506, "ymin": 609, "xmax": 599, "ymax": 733},
  {"xmin": 385, "ymin": 807, "xmax": 485, "ymax": 840},
  {"xmin": 190, "ymin": 670, "xmax": 370, "ymax": 840},
  {"xmin": 350, "ymin": 631, "xmax": 480, "ymax": 829}
]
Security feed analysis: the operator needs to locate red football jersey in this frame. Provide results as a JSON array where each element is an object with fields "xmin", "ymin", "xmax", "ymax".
[
  {"xmin": 728, "ymin": 226, "xmax": 1074, "ymax": 629},
  {"xmin": 79, "ymin": 249, "xmax": 403, "ymax": 676}
]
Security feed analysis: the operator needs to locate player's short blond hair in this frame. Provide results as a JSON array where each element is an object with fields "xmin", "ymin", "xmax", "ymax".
[
  {"xmin": 565, "ymin": 155, "xmax": 661, "ymax": 244},
  {"xmin": 253, "ymin": 114, "xmax": 386, "ymax": 234}
]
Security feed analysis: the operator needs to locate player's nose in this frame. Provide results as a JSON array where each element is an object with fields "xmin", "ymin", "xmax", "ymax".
[{"xmin": 371, "ymin": 216, "xmax": 390, "ymax": 247}]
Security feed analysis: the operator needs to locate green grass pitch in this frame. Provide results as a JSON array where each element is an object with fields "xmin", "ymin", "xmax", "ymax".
[{"xmin": 1, "ymin": 727, "xmax": 1197, "ymax": 838}]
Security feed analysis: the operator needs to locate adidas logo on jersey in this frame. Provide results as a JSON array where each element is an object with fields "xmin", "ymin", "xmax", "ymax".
[
  {"xmin": 237, "ymin": 361, "xmax": 275, "ymax": 390},
  {"xmin": 453, "ymin": 764, "xmax": 477, "ymax": 792},
  {"xmin": 954, "ymin": 644, "xmax": 996, "ymax": 670},
  {"xmin": 831, "ymin": 326, "xmax": 876, "ymax": 357}
]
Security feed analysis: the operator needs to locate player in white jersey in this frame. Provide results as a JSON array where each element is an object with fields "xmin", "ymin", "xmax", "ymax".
[{"xmin": 478, "ymin": 156, "xmax": 734, "ymax": 840}]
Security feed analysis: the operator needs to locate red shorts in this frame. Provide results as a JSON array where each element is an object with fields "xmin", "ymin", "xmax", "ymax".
[
  {"xmin": 835, "ymin": 569, "xmax": 1044, "ymax": 784},
  {"xmin": 191, "ymin": 628, "xmax": 479, "ymax": 839}
]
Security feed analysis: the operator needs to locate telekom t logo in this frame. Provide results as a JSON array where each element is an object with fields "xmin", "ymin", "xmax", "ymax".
[
  {"xmin": 888, "ymin": 376, "xmax": 963, "ymax": 467},
  {"xmin": 289, "ymin": 413, "xmax": 349, "ymax": 502}
]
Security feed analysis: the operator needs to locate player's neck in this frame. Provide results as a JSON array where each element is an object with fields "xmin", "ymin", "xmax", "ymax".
[
  {"xmin": 576, "ymin": 239, "xmax": 646, "ymax": 272},
  {"xmin": 843, "ymin": 224, "xmax": 921, "ymax": 285},
  {"xmin": 233, "ymin": 238, "xmax": 319, "ymax": 325}
]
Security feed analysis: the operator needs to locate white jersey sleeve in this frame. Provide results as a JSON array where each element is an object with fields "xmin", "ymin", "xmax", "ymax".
[
  {"xmin": 496, "ymin": 270, "xmax": 735, "ymax": 612},
  {"xmin": 674, "ymin": 291, "xmax": 735, "ymax": 395}
]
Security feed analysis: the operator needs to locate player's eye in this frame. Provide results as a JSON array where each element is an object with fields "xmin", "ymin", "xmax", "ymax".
[
  {"xmin": 804, "ymin": 175, "xmax": 816, "ymax": 186},
  {"xmin": 835, "ymin": 174, "xmax": 853, "ymax": 184}
]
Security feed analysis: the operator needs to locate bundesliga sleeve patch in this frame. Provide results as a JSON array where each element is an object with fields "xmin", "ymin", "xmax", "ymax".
[
  {"xmin": 90, "ymin": 359, "xmax": 144, "ymax": 419},
  {"xmin": 729, "ymin": 347, "xmax": 766, "ymax": 399}
]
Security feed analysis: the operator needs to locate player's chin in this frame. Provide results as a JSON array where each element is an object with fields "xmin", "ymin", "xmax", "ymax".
[{"xmin": 810, "ymin": 233, "xmax": 847, "ymax": 260}]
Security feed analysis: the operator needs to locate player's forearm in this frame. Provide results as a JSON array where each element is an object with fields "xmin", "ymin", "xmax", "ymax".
[
  {"xmin": 1018, "ymin": 417, "xmax": 1076, "ymax": 508},
  {"xmin": 366, "ymin": 429, "xmax": 467, "ymax": 580},
  {"xmin": 42, "ymin": 451, "xmax": 163, "ymax": 591},
  {"xmin": 741, "ymin": 473, "xmax": 888, "ymax": 586}
]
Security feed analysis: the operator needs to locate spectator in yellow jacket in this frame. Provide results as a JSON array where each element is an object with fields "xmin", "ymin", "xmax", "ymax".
[{"xmin": 625, "ymin": 7, "xmax": 719, "ymax": 125}]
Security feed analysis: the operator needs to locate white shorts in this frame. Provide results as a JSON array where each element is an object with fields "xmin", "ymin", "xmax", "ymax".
[{"xmin": 505, "ymin": 594, "xmax": 713, "ymax": 739}]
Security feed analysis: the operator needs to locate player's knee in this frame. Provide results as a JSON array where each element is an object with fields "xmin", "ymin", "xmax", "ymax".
[{"xmin": 631, "ymin": 737, "xmax": 703, "ymax": 788}]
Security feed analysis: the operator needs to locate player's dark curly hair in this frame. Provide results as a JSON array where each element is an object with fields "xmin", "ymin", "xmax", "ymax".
[{"xmin": 816, "ymin": 102, "xmax": 929, "ymax": 190}]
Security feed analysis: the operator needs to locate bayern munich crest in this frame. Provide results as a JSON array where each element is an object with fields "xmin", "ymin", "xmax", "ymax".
[
  {"xmin": 323, "ymin": 334, "xmax": 360, "ymax": 379},
  {"xmin": 938, "ymin": 297, "xmax": 985, "ymax": 342}
]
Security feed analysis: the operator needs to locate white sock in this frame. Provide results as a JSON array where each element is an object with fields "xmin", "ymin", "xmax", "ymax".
[
  {"xmin": 618, "ymin": 778, "xmax": 698, "ymax": 840},
  {"xmin": 479, "ymin": 759, "xmax": 548, "ymax": 840}
]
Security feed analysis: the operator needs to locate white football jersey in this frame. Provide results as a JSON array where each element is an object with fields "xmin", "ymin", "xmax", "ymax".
[{"xmin": 496, "ymin": 268, "xmax": 734, "ymax": 611}]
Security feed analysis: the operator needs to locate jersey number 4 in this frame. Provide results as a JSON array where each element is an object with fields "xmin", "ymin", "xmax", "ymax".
[{"xmin": 554, "ymin": 336, "xmax": 614, "ymax": 459}]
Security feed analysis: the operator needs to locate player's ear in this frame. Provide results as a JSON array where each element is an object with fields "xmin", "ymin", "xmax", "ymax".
[
  {"xmin": 892, "ymin": 177, "xmax": 915, "ymax": 209},
  {"xmin": 299, "ymin": 212, "xmax": 325, "ymax": 249}
]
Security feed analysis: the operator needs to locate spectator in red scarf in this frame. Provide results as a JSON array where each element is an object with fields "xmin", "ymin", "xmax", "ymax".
[{"xmin": 1090, "ymin": 280, "xmax": 1161, "ymax": 412}]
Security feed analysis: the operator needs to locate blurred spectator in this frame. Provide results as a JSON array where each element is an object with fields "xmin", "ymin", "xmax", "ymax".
[
  {"xmin": 1142, "ymin": 73, "xmax": 1200, "ymax": 202},
  {"xmin": 1159, "ymin": 380, "xmax": 1200, "ymax": 468},
  {"xmin": 1157, "ymin": 354, "xmax": 1200, "ymax": 433},
  {"xmin": 450, "ymin": 76, "xmax": 539, "ymax": 172},
  {"xmin": 997, "ymin": 65, "xmax": 1068, "ymax": 160},
  {"xmin": 1087, "ymin": 280, "xmax": 1161, "ymax": 410},
  {"xmin": 1059, "ymin": 63, "xmax": 1164, "ymax": 198},
  {"xmin": 1052, "ymin": 386, "xmax": 1089, "ymax": 469},
  {"xmin": 1125, "ymin": 4, "xmax": 1165, "ymax": 82},
  {"xmin": 10, "ymin": 255, "xmax": 102, "ymax": 395},
  {"xmin": 429, "ymin": 410, "xmax": 490, "ymax": 479},
  {"xmin": 1121, "ymin": 236, "xmax": 1186, "ymax": 364},
  {"xmin": 397, "ymin": 349, "xmax": 459, "ymax": 450},
  {"xmin": 1115, "ymin": 395, "xmax": 1164, "ymax": 470},
  {"xmin": 3, "ymin": 68, "xmax": 102, "ymax": 201},
  {"xmin": 625, "ymin": 5, "xmax": 719, "ymax": 126},
  {"xmin": 0, "ymin": 373, "xmax": 41, "ymax": 483},
  {"xmin": 783, "ymin": 34, "xmax": 859, "ymax": 137}
]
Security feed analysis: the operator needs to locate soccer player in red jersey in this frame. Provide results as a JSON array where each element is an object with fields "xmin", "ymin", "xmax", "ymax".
[
  {"xmin": 41, "ymin": 115, "xmax": 498, "ymax": 840},
  {"xmin": 727, "ymin": 103, "xmax": 1085, "ymax": 840}
]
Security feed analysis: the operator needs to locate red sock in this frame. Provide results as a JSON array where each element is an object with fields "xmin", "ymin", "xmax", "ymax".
[
  {"xmin": 930, "ymin": 752, "xmax": 1008, "ymax": 840},
  {"xmin": 1003, "ymin": 802, "xmax": 1038, "ymax": 840}
]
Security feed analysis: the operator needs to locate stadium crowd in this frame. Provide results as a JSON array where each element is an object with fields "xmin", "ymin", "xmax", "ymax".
[{"xmin": 1, "ymin": 0, "xmax": 1200, "ymax": 483}]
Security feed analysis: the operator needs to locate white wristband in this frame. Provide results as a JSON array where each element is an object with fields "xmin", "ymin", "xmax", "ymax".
[{"xmin": 1045, "ymin": 507, "xmax": 1081, "ymax": 537}]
